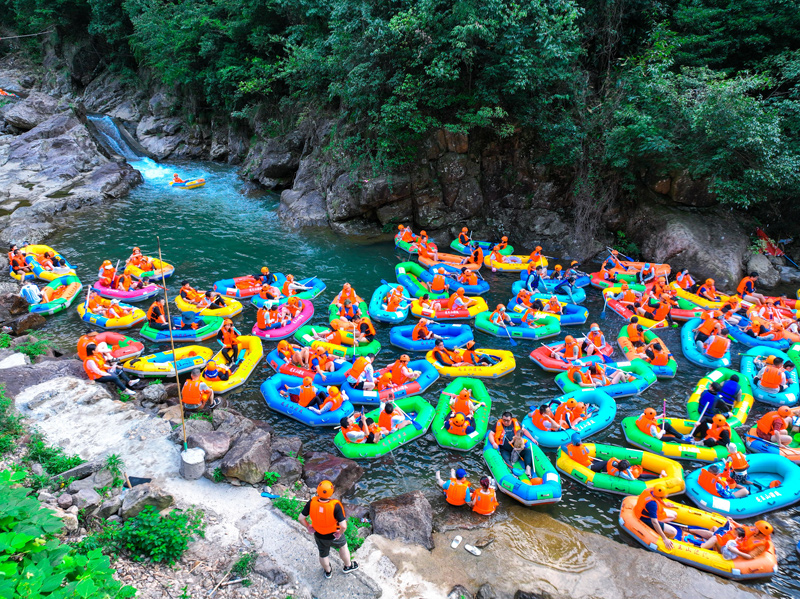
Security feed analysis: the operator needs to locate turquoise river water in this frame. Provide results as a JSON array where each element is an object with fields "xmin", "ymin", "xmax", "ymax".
[{"xmin": 41, "ymin": 160, "xmax": 797, "ymax": 596}]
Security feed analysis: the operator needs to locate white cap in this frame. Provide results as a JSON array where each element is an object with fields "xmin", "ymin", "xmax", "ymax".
[
  {"xmin": 95, "ymin": 342, "xmax": 111, "ymax": 353},
  {"xmin": 726, "ymin": 443, "xmax": 737, "ymax": 453}
]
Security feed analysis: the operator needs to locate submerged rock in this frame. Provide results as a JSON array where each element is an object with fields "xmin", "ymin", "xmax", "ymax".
[{"xmin": 370, "ymin": 490, "xmax": 434, "ymax": 550}]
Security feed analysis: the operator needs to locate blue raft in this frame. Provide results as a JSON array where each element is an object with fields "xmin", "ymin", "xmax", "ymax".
[
  {"xmin": 740, "ymin": 346, "xmax": 800, "ymax": 407},
  {"xmin": 251, "ymin": 275, "xmax": 327, "ymax": 308},
  {"xmin": 260, "ymin": 373, "xmax": 354, "ymax": 427},
  {"xmin": 507, "ymin": 294, "xmax": 589, "ymax": 326},
  {"xmin": 368, "ymin": 283, "xmax": 410, "ymax": 324},
  {"xmin": 341, "ymin": 359, "xmax": 439, "ymax": 406},
  {"xmin": 521, "ymin": 389, "xmax": 617, "ymax": 448},
  {"xmin": 519, "ymin": 269, "xmax": 590, "ymax": 288},
  {"xmin": 727, "ymin": 317, "xmax": 791, "ymax": 350},
  {"xmin": 264, "ymin": 348, "xmax": 352, "ymax": 386},
  {"xmin": 680, "ymin": 318, "xmax": 732, "ymax": 369},
  {"xmin": 427, "ymin": 266, "xmax": 490, "ymax": 296},
  {"xmin": 685, "ymin": 453, "xmax": 800, "ymax": 518},
  {"xmin": 511, "ymin": 280, "xmax": 587, "ymax": 304},
  {"xmin": 389, "ymin": 322, "xmax": 474, "ymax": 352}
]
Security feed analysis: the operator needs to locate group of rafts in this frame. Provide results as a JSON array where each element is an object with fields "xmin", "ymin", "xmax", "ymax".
[{"xmin": 12, "ymin": 227, "xmax": 800, "ymax": 581}]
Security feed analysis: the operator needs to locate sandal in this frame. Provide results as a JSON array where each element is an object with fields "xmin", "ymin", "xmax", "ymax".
[
  {"xmin": 464, "ymin": 544, "xmax": 482, "ymax": 556},
  {"xmin": 450, "ymin": 535, "xmax": 462, "ymax": 549}
]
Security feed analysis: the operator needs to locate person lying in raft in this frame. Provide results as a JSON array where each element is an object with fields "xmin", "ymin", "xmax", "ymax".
[
  {"xmin": 746, "ymin": 317, "xmax": 783, "ymax": 342},
  {"xmin": 461, "ymin": 242, "xmax": 484, "ymax": 266},
  {"xmin": 397, "ymin": 224, "xmax": 416, "ymax": 244},
  {"xmin": 755, "ymin": 405, "xmax": 799, "ymax": 445},
  {"xmin": 36, "ymin": 251, "xmax": 54, "ymax": 272},
  {"xmin": 635, "ymin": 408, "xmax": 691, "ymax": 443},
  {"xmin": 457, "ymin": 267, "xmax": 478, "ymax": 287},
  {"xmin": 334, "ymin": 283, "xmax": 363, "ymax": 308},
  {"xmin": 698, "ymin": 463, "xmax": 750, "ymax": 499},
  {"xmin": 675, "ymin": 269, "xmax": 698, "ymax": 293},
  {"xmin": 346, "ymin": 355, "xmax": 376, "ymax": 391},
  {"xmin": 753, "ymin": 355, "xmax": 789, "ymax": 393},
  {"xmin": 488, "ymin": 248, "xmax": 521, "ymax": 266},
  {"xmin": 471, "ymin": 477, "xmax": 499, "ymax": 516},
  {"xmin": 588, "ymin": 362, "xmax": 633, "ymax": 386},
  {"xmin": 412, "ymin": 318, "xmax": 441, "ymax": 341},
  {"xmin": 379, "ymin": 402, "xmax": 413, "ymax": 433},
  {"xmin": 528, "ymin": 403, "xmax": 565, "ymax": 432},
  {"xmin": 105, "ymin": 299, "xmax": 132, "ymax": 319},
  {"xmin": 634, "ymin": 485, "xmax": 711, "ymax": 551},
  {"xmin": 173, "ymin": 174, "xmax": 184, "ymax": 184},
  {"xmin": 281, "ymin": 274, "xmax": 313, "ymax": 297},
  {"xmin": 490, "ymin": 412, "xmax": 538, "ymax": 478},
  {"xmin": 720, "ymin": 304, "xmax": 744, "ymax": 327},
  {"xmin": 258, "ymin": 282, "xmax": 281, "ymax": 303},
  {"xmin": 607, "ymin": 459, "xmax": 643, "ymax": 481},
  {"xmin": 436, "ymin": 468, "xmax": 472, "ymax": 506},
  {"xmin": 275, "ymin": 339, "xmax": 312, "ymax": 370},
  {"xmin": 382, "ymin": 286, "xmax": 407, "ymax": 313}
]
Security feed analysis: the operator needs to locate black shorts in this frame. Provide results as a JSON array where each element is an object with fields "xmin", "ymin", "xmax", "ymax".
[
  {"xmin": 315, "ymin": 533, "xmax": 347, "ymax": 558},
  {"xmin": 695, "ymin": 331, "xmax": 710, "ymax": 343}
]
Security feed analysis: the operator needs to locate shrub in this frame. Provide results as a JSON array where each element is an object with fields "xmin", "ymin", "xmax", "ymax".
[
  {"xmin": 273, "ymin": 493, "xmax": 303, "ymax": 521},
  {"xmin": 0, "ymin": 384, "xmax": 23, "ymax": 456},
  {"xmin": 25, "ymin": 432, "xmax": 84, "ymax": 477},
  {"xmin": 15, "ymin": 335, "xmax": 52, "ymax": 359},
  {"xmin": 212, "ymin": 468, "xmax": 225, "ymax": 483},
  {"xmin": 263, "ymin": 471, "xmax": 280, "ymax": 486}
]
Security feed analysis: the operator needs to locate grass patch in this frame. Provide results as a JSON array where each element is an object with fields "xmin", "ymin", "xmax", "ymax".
[
  {"xmin": 344, "ymin": 516, "xmax": 370, "ymax": 551},
  {"xmin": 273, "ymin": 493, "xmax": 303, "ymax": 520}
]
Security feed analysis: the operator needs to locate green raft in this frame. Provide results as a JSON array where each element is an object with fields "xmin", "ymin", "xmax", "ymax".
[
  {"xmin": 293, "ymin": 325, "xmax": 381, "ymax": 358},
  {"xmin": 29, "ymin": 275, "xmax": 83, "ymax": 315},
  {"xmin": 333, "ymin": 395, "xmax": 434, "ymax": 459},
  {"xmin": 431, "ymin": 378, "xmax": 492, "ymax": 451},
  {"xmin": 621, "ymin": 416, "xmax": 746, "ymax": 462},
  {"xmin": 474, "ymin": 310, "xmax": 560, "ymax": 341},
  {"xmin": 328, "ymin": 301, "xmax": 370, "ymax": 324},
  {"xmin": 617, "ymin": 326, "xmax": 678, "ymax": 378},
  {"xmin": 686, "ymin": 367, "xmax": 754, "ymax": 428},
  {"xmin": 483, "ymin": 436, "xmax": 562, "ymax": 506},
  {"xmin": 395, "ymin": 261, "xmax": 448, "ymax": 299}
]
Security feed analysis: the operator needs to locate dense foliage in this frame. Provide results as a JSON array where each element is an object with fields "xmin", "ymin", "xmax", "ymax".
[{"xmin": 2, "ymin": 0, "xmax": 800, "ymax": 205}]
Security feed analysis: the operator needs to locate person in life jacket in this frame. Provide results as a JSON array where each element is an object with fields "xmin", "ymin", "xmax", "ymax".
[
  {"xmin": 339, "ymin": 413, "xmax": 379, "ymax": 444},
  {"xmin": 581, "ymin": 323, "xmax": 606, "ymax": 356},
  {"xmin": 106, "ymin": 299, "xmax": 132, "ymax": 320},
  {"xmin": 426, "ymin": 268, "xmax": 449, "ymax": 294},
  {"xmin": 527, "ymin": 403, "xmax": 564, "ymax": 431},
  {"xmin": 444, "ymin": 412, "xmax": 476, "ymax": 436},
  {"xmin": 624, "ymin": 316, "xmax": 646, "ymax": 348},
  {"xmin": 636, "ymin": 407, "xmax": 689, "ymax": 442},
  {"xmin": 733, "ymin": 520, "xmax": 774, "ymax": 558},
  {"xmin": 387, "ymin": 354, "xmax": 419, "ymax": 386},
  {"xmin": 692, "ymin": 312, "xmax": 722, "ymax": 345},
  {"xmin": 753, "ymin": 355, "xmax": 788, "ymax": 392},
  {"xmin": 693, "ymin": 382, "xmax": 733, "ymax": 434},
  {"xmin": 378, "ymin": 402, "xmax": 412, "ymax": 433},
  {"xmin": 431, "ymin": 338, "xmax": 464, "ymax": 367},
  {"xmin": 281, "ymin": 296, "xmax": 303, "ymax": 321},
  {"xmin": 411, "ymin": 318, "xmax": 439, "ymax": 341},
  {"xmin": 697, "ymin": 464, "xmax": 749, "ymax": 500},
  {"xmin": 256, "ymin": 266, "xmax": 277, "ymax": 286},
  {"xmin": 696, "ymin": 278, "xmax": 719, "ymax": 302},
  {"xmin": 397, "ymin": 224, "xmax": 415, "ymax": 244},
  {"xmin": 542, "ymin": 295, "xmax": 562, "ymax": 315},
  {"xmin": 218, "ymin": 319, "xmax": 239, "ymax": 364},
  {"xmin": 436, "ymin": 468, "xmax": 472, "ymax": 506},
  {"xmin": 564, "ymin": 433, "xmax": 608, "ymax": 472},
  {"xmin": 353, "ymin": 316, "xmax": 376, "ymax": 344},
  {"xmin": 299, "ymin": 480, "xmax": 359, "ymax": 577},
  {"xmin": 462, "ymin": 242, "xmax": 484, "ymax": 266},
  {"xmin": 642, "ymin": 340, "xmax": 670, "ymax": 367},
  {"xmin": 457, "ymin": 267, "xmax": 478, "ymax": 287},
  {"xmin": 444, "ymin": 387, "xmax": 485, "ymax": 424},
  {"xmin": 6, "ymin": 243, "xmax": 16, "ymax": 266},
  {"xmin": 554, "ymin": 398, "xmax": 580, "ymax": 429},
  {"xmin": 489, "ymin": 412, "xmax": 538, "ymax": 476},
  {"xmin": 457, "ymin": 227, "xmax": 470, "ymax": 246},
  {"xmin": 146, "ymin": 298, "xmax": 169, "ymax": 330},
  {"xmin": 459, "ymin": 340, "xmax": 494, "ymax": 367},
  {"xmin": 701, "ymin": 329, "xmax": 731, "ymax": 360},
  {"xmin": 724, "ymin": 442, "xmax": 753, "ymax": 486},
  {"xmin": 181, "ymin": 368, "xmax": 218, "ymax": 410},
  {"xmin": 675, "ymin": 268, "xmax": 697, "ymax": 292},
  {"xmin": 494, "ymin": 236, "xmax": 510, "ymax": 252},
  {"xmin": 737, "ymin": 271, "xmax": 766, "ymax": 305},
  {"xmin": 489, "ymin": 304, "xmax": 513, "ymax": 327},
  {"xmin": 306, "ymin": 345, "xmax": 333, "ymax": 379},
  {"xmin": 338, "ymin": 299, "xmax": 361, "ymax": 322},
  {"xmin": 633, "ymin": 484, "xmax": 681, "ymax": 549},
  {"xmin": 755, "ymin": 405, "xmax": 796, "ymax": 445},
  {"xmin": 638, "ymin": 296, "xmax": 674, "ymax": 326},
  {"xmin": 606, "ymin": 459, "xmax": 641, "ymax": 481},
  {"xmin": 179, "ymin": 280, "xmax": 202, "ymax": 305},
  {"xmin": 523, "ymin": 265, "xmax": 547, "ymax": 294},
  {"xmin": 552, "ymin": 335, "xmax": 581, "ymax": 362},
  {"xmin": 172, "ymin": 174, "xmax": 185, "ymax": 183},
  {"xmin": 346, "ymin": 354, "xmax": 375, "ymax": 390},
  {"xmin": 445, "ymin": 287, "xmax": 476, "ymax": 311},
  {"xmin": 9, "ymin": 249, "xmax": 32, "ymax": 275},
  {"xmin": 334, "ymin": 283, "xmax": 362, "ymax": 308},
  {"xmin": 382, "ymin": 286, "xmax": 406, "ymax": 313},
  {"xmin": 488, "ymin": 248, "xmax": 521, "ymax": 266},
  {"xmin": 700, "ymin": 414, "xmax": 732, "ymax": 447},
  {"xmin": 470, "ymin": 477, "xmax": 498, "ymax": 516},
  {"xmin": 83, "ymin": 343, "xmax": 140, "ymax": 392},
  {"xmin": 610, "ymin": 281, "xmax": 641, "ymax": 304},
  {"xmin": 202, "ymin": 359, "xmax": 231, "ymax": 382},
  {"xmin": 548, "ymin": 264, "xmax": 564, "ymax": 280},
  {"xmin": 200, "ymin": 290, "xmax": 227, "ymax": 310},
  {"xmin": 638, "ymin": 263, "xmax": 656, "ymax": 285}
]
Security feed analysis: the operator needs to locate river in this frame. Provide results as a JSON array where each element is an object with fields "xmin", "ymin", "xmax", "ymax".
[{"xmin": 43, "ymin": 159, "xmax": 798, "ymax": 597}]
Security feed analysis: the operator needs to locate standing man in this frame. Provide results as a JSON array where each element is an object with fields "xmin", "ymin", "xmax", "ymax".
[{"xmin": 299, "ymin": 480, "xmax": 359, "ymax": 578}]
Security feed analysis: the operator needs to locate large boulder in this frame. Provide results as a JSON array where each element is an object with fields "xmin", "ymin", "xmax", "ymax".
[
  {"xmin": 212, "ymin": 408, "xmax": 255, "ymax": 440},
  {"xmin": 369, "ymin": 490, "xmax": 433, "ymax": 549},
  {"xmin": 169, "ymin": 419, "xmax": 213, "ymax": 444},
  {"xmin": 187, "ymin": 431, "xmax": 231, "ymax": 462},
  {"xmin": 302, "ymin": 451, "xmax": 364, "ymax": 497},
  {"xmin": 140, "ymin": 383, "xmax": 167, "ymax": 404},
  {"xmin": 220, "ymin": 429, "xmax": 271, "ymax": 484},
  {"xmin": 73, "ymin": 488, "xmax": 102, "ymax": 511},
  {"xmin": 3, "ymin": 92, "xmax": 59, "ymax": 130},
  {"xmin": 746, "ymin": 253, "xmax": 781, "ymax": 289},
  {"xmin": 9, "ymin": 312, "xmax": 46, "ymax": 335},
  {"xmin": 270, "ymin": 436, "xmax": 303, "ymax": 462},
  {"xmin": 119, "ymin": 483, "xmax": 174, "ymax": 519},
  {"xmin": 0, "ymin": 360, "xmax": 86, "ymax": 398},
  {"xmin": 242, "ymin": 130, "xmax": 305, "ymax": 189},
  {"xmin": 269, "ymin": 456, "xmax": 303, "ymax": 485}
]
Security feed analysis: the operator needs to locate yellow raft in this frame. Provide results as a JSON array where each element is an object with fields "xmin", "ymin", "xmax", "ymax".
[
  {"xmin": 203, "ymin": 335, "xmax": 264, "ymax": 394},
  {"xmin": 484, "ymin": 254, "xmax": 547, "ymax": 271},
  {"xmin": 77, "ymin": 302, "xmax": 146, "ymax": 330},
  {"xmin": 124, "ymin": 257, "xmax": 175, "ymax": 280},
  {"xmin": 670, "ymin": 282, "xmax": 731, "ymax": 310},
  {"xmin": 121, "ymin": 345, "xmax": 215, "ymax": 377},
  {"xmin": 175, "ymin": 295, "xmax": 243, "ymax": 318},
  {"xmin": 425, "ymin": 348, "xmax": 516, "ymax": 378},
  {"xmin": 15, "ymin": 244, "xmax": 76, "ymax": 282}
]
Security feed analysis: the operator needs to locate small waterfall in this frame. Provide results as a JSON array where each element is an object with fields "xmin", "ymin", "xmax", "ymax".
[{"xmin": 87, "ymin": 114, "xmax": 142, "ymax": 160}]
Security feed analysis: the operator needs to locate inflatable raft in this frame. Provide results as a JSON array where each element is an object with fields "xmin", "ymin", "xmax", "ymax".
[
  {"xmin": 18, "ymin": 245, "xmax": 75, "ymax": 282},
  {"xmin": 618, "ymin": 325, "xmax": 678, "ymax": 378},
  {"xmin": 250, "ymin": 275, "xmax": 326, "ymax": 308},
  {"xmin": 740, "ymin": 346, "xmax": 799, "ymax": 406},
  {"xmin": 170, "ymin": 178, "xmax": 205, "ymax": 189},
  {"xmin": 409, "ymin": 297, "xmax": 488, "ymax": 321},
  {"xmin": 77, "ymin": 332, "xmax": 144, "ymax": 361},
  {"xmin": 395, "ymin": 262, "xmax": 448, "ymax": 299},
  {"xmin": 124, "ymin": 257, "xmax": 174, "ymax": 280},
  {"xmin": 685, "ymin": 454, "xmax": 800, "ymax": 518},
  {"xmin": 511, "ymin": 280, "xmax": 587, "ymax": 304},
  {"xmin": 484, "ymin": 254, "xmax": 545, "ymax": 272},
  {"xmin": 508, "ymin": 294, "xmax": 589, "ymax": 326},
  {"xmin": 418, "ymin": 251, "xmax": 481, "ymax": 272},
  {"xmin": 394, "ymin": 231, "xmax": 419, "ymax": 254},
  {"xmin": 745, "ymin": 425, "xmax": 800, "ymax": 463},
  {"xmin": 680, "ymin": 318, "xmax": 732, "ymax": 368},
  {"xmin": 670, "ymin": 283, "xmax": 730, "ymax": 311},
  {"xmin": 473, "ymin": 310, "xmax": 560, "ymax": 341},
  {"xmin": 261, "ymin": 374, "xmax": 355, "ymax": 427},
  {"xmin": 450, "ymin": 239, "xmax": 514, "ymax": 256},
  {"xmin": 252, "ymin": 299, "xmax": 314, "ymax": 340},
  {"xmin": 687, "ymin": 368, "xmax": 754, "ymax": 427},
  {"xmin": 121, "ymin": 345, "xmax": 215, "ymax": 378},
  {"xmin": 519, "ymin": 269, "xmax": 590, "ymax": 288},
  {"xmin": 77, "ymin": 302, "xmax": 146, "ymax": 330},
  {"xmin": 328, "ymin": 300, "xmax": 370, "ymax": 324},
  {"xmin": 333, "ymin": 396, "xmax": 435, "ymax": 459},
  {"xmin": 528, "ymin": 346, "xmax": 606, "ymax": 373},
  {"xmin": 389, "ymin": 322, "xmax": 474, "ymax": 352},
  {"xmin": 600, "ymin": 286, "xmax": 670, "ymax": 330},
  {"xmin": 483, "ymin": 436, "xmax": 561, "ymax": 506},
  {"xmin": 91, "ymin": 280, "xmax": 160, "ymax": 303},
  {"xmin": 555, "ymin": 359, "xmax": 657, "ymax": 398},
  {"xmin": 202, "ymin": 336, "xmax": 263, "ymax": 394},
  {"xmin": 426, "ymin": 348, "xmax": 516, "ymax": 378},
  {"xmin": 369, "ymin": 283, "xmax": 410, "ymax": 323},
  {"xmin": 212, "ymin": 275, "xmax": 264, "ymax": 298},
  {"xmin": 621, "ymin": 416, "xmax": 746, "ymax": 462},
  {"xmin": 28, "ymin": 276, "xmax": 82, "ymax": 315},
  {"xmin": 431, "ymin": 378, "xmax": 492, "ymax": 452},
  {"xmin": 341, "ymin": 359, "xmax": 439, "ymax": 406},
  {"xmin": 556, "ymin": 442, "xmax": 685, "ymax": 496},
  {"xmin": 293, "ymin": 325, "xmax": 381, "ymax": 358},
  {"xmin": 618, "ymin": 495, "xmax": 777, "ymax": 580},
  {"xmin": 728, "ymin": 318, "xmax": 791, "ymax": 350},
  {"xmin": 432, "ymin": 266, "xmax": 490, "ymax": 295},
  {"xmin": 522, "ymin": 388, "xmax": 617, "ymax": 447},
  {"xmin": 139, "ymin": 315, "xmax": 223, "ymax": 343},
  {"xmin": 265, "ymin": 348, "xmax": 352, "ymax": 386},
  {"xmin": 175, "ymin": 295, "xmax": 243, "ymax": 319}
]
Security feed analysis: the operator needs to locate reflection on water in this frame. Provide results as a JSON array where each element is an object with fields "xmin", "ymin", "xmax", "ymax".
[
  {"xmin": 502, "ymin": 510, "xmax": 595, "ymax": 573},
  {"xmin": 43, "ymin": 161, "xmax": 798, "ymax": 598}
]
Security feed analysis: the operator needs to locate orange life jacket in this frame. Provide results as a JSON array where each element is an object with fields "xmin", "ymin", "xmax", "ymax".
[
  {"xmin": 705, "ymin": 421, "xmax": 731, "ymax": 441},
  {"xmin": 626, "ymin": 323, "xmax": 643, "ymax": 343},
  {"xmin": 256, "ymin": 308, "xmax": 269, "ymax": 330},
  {"xmin": 756, "ymin": 411, "xmax": 785, "ymax": 436},
  {"xmin": 737, "ymin": 276, "xmax": 756, "ymax": 296},
  {"xmin": 649, "ymin": 345, "xmax": 670, "ymax": 366},
  {"xmin": 297, "ymin": 382, "xmax": 317, "ymax": 407},
  {"xmin": 83, "ymin": 355, "xmax": 105, "ymax": 380},
  {"xmin": 308, "ymin": 497, "xmax": 343, "ymax": 535},
  {"xmin": 451, "ymin": 394, "xmax": 472, "ymax": 416},
  {"xmin": 697, "ymin": 468, "xmax": 723, "ymax": 497},
  {"xmin": 458, "ymin": 232, "xmax": 470, "ymax": 245},
  {"xmin": 412, "ymin": 323, "xmax": 430, "ymax": 340},
  {"xmin": 728, "ymin": 450, "xmax": 748, "ymax": 471},
  {"xmin": 182, "ymin": 379, "xmax": 210, "ymax": 406},
  {"xmin": 469, "ymin": 247, "xmax": 484, "ymax": 264},
  {"xmin": 146, "ymin": 302, "xmax": 166, "ymax": 324},
  {"xmin": 760, "ymin": 366, "xmax": 783, "ymax": 391},
  {"xmin": 494, "ymin": 419, "xmax": 520, "ymax": 445},
  {"xmin": 586, "ymin": 331, "xmax": 604, "ymax": 348},
  {"xmin": 349, "ymin": 357, "xmax": 368, "ymax": 381},
  {"xmin": 222, "ymin": 328, "xmax": 239, "ymax": 347},
  {"xmin": 529, "ymin": 409, "xmax": 549, "ymax": 430},
  {"xmin": 444, "ymin": 478, "xmax": 470, "ymax": 506},
  {"xmin": 563, "ymin": 341, "xmax": 581, "ymax": 361},
  {"xmin": 705, "ymin": 336, "xmax": 729, "ymax": 359},
  {"xmin": 633, "ymin": 488, "xmax": 667, "ymax": 520},
  {"xmin": 554, "ymin": 403, "xmax": 572, "ymax": 425},
  {"xmin": 489, "ymin": 309, "xmax": 505, "ymax": 325},
  {"xmin": 431, "ymin": 274, "xmax": 446, "ymax": 292},
  {"xmin": 697, "ymin": 317, "xmax": 719, "ymax": 336},
  {"xmin": 448, "ymin": 417, "xmax": 469, "ymax": 435},
  {"xmin": 378, "ymin": 410, "xmax": 395, "ymax": 432},
  {"xmin": 282, "ymin": 280, "xmax": 295, "ymax": 296},
  {"xmin": 635, "ymin": 414, "xmax": 659, "ymax": 436},
  {"xmin": 471, "ymin": 488, "xmax": 498, "ymax": 515},
  {"xmin": 566, "ymin": 443, "xmax": 591, "ymax": 467},
  {"xmin": 342, "ymin": 422, "xmax": 366, "ymax": 443},
  {"xmin": 459, "ymin": 271, "xmax": 477, "ymax": 285},
  {"xmin": 389, "ymin": 361, "xmax": 407, "ymax": 385}
]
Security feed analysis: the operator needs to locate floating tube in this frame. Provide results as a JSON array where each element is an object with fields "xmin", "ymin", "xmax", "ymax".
[
  {"xmin": 431, "ymin": 378, "xmax": 492, "ymax": 452},
  {"xmin": 251, "ymin": 275, "xmax": 326, "ymax": 309},
  {"xmin": 687, "ymin": 368, "xmax": 754, "ymax": 427},
  {"xmin": 483, "ymin": 436, "xmax": 561, "ymax": 506},
  {"xmin": 169, "ymin": 178, "xmax": 205, "ymax": 189},
  {"xmin": 450, "ymin": 239, "xmax": 514, "ymax": 256},
  {"xmin": 265, "ymin": 348, "xmax": 352, "ymax": 386},
  {"xmin": 429, "ymin": 265, "xmax": 490, "ymax": 296},
  {"xmin": 426, "ymin": 348, "xmax": 516, "ymax": 378},
  {"xmin": 28, "ymin": 275, "xmax": 82, "ymax": 315},
  {"xmin": 740, "ymin": 346, "xmax": 799, "ymax": 406},
  {"xmin": 685, "ymin": 454, "xmax": 800, "ymax": 518},
  {"xmin": 555, "ymin": 359, "xmax": 656, "ymax": 398},
  {"xmin": 19, "ymin": 245, "xmax": 75, "ymax": 282},
  {"xmin": 618, "ymin": 495, "xmax": 777, "ymax": 580},
  {"xmin": 519, "ymin": 269, "xmax": 590, "ymax": 288},
  {"xmin": 418, "ymin": 251, "xmax": 482, "ymax": 272},
  {"xmin": 728, "ymin": 318, "xmax": 791, "ymax": 350},
  {"xmin": 621, "ymin": 416, "xmax": 746, "ymax": 462},
  {"xmin": 521, "ymin": 388, "xmax": 617, "ymax": 447},
  {"xmin": 528, "ymin": 346, "xmax": 606, "ymax": 373},
  {"xmin": 484, "ymin": 254, "xmax": 546, "ymax": 272},
  {"xmin": 140, "ymin": 315, "xmax": 224, "ymax": 343},
  {"xmin": 91, "ymin": 280, "xmax": 160, "ymax": 303},
  {"xmin": 473, "ymin": 310, "xmax": 560, "ymax": 341},
  {"xmin": 600, "ymin": 286, "xmax": 670, "ymax": 329},
  {"xmin": 252, "ymin": 299, "xmax": 314, "ymax": 340},
  {"xmin": 389, "ymin": 322, "xmax": 473, "ymax": 352},
  {"xmin": 77, "ymin": 302, "xmax": 146, "ymax": 330},
  {"xmin": 260, "ymin": 374, "xmax": 354, "ymax": 427},
  {"xmin": 409, "ymin": 297, "xmax": 488, "ymax": 322},
  {"xmin": 124, "ymin": 257, "xmax": 174, "ymax": 280},
  {"xmin": 293, "ymin": 325, "xmax": 381, "ymax": 358},
  {"xmin": 212, "ymin": 275, "xmax": 263, "ymax": 298},
  {"xmin": 395, "ymin": 262, "xmax": 448, "ymax": 299},
  {"xmin": 618, "ymin": 325, "xmax": 678, "ymax": 378},
  {"xmin": 342, "ymin": 359, "xmax": 438, "ymax": 407},
  {"xmin": 680, "ymin": 318, "xmax": 732, "ymax": 368},
  {"xmin": 510, "ymin": 280, "xmax": 587, "ymax": 304},
  {"xmin": 77, "ymin": 331, "xmax": 144, "ymax": 361},
  {"xmin": 333, "ymin": 395, "xmax": 435, "ymax": 459},
  {"xmin": 121, "ymin": 345, "xmax": 215, "ymax": 377},
  {"xmin": 508, "ymin": 294, "xmax": 588, "ymax": 326},
  {"xmin": 369, "ymin": 283, "xmax": 410, "ymax": 323},
  {"xmin": 556, "ymin": 442, "xmax": 685, "ymax": 496},
  {"xmin": 175, "ymin": 294, "xmax": 243, "ymax": 319},
  {"xmin": 745, "ymin": 425, "xmax": 800, "ymax": 463},
  {"xmin": 394, "ymin": 232, "xmax": 419, "ymax": 254},
  {"xmin": 202, "ymin": 336, "xmax": 263, "ymax": 394}
]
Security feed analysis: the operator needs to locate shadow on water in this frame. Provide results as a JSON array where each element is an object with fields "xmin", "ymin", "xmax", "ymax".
[{"xmin": 43, "ymin": 160, "xmax": 798, "ymax": 597}]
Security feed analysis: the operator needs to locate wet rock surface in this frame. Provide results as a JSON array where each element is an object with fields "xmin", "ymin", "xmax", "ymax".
[
  {"xmin": 301, "ymin": 451, "xmax": 364, "ymax": 496},
  {"xmin": 370, "ymin": 490, "xmax": 434, "ymax": 550}
]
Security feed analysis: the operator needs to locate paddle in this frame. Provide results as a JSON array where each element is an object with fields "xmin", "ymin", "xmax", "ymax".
[
  {"xmin": 600, "ymin": 291, "xmax": 610, "ymax": 319},
  {"xmin": 394, "ymin": 405, "xmax": 423, "ymax": 431},
  {"xmin": 498, "ymin": 319, "xmax": 518, "ymax": 347},
  {"xmin": 744, "ymin": 433, "xmax": 784, "ymax": 448},
  {"xmin": 606, "ymin": 246, "xmax": 635, "ymax": 263},
  {"xmin": 688, "ymin": 400, "xmax": 710, "ymax": 438}
]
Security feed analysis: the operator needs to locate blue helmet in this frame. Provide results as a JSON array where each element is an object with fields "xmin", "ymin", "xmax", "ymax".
[
  {"xmin": 455, "ymin": 468, "xmax": 467, "ymax": 479},
  {"xmin": 571, "ymin": 433, "xmax": 581, "ymax": 445}
]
